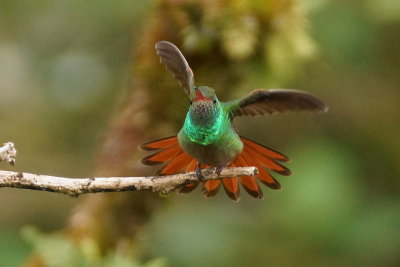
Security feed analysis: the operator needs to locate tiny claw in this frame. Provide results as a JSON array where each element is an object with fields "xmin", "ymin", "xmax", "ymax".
[
  {"xmin": 196, "ymin": 162, "xmax": 205, "ymax": 180},
  {"xmin": 215, "ymin": 166, "xmax": 224, "ymax": 176}
]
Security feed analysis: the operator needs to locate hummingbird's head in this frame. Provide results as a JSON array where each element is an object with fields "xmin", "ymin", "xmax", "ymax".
[{"xmin": 189, "ymin": 86, "xmax": 220, "ymax": 124}]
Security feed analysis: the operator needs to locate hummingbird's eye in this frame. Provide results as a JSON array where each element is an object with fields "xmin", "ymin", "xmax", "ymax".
[
  {"xmin": 190, "ymin": 100, "xmax": 193, "ymax": 105},
  {"xmin": 213, "ymin": 99, "xmax": 217, "ymax": 104}
]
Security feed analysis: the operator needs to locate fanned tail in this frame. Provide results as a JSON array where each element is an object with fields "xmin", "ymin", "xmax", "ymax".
[
  {"xmin": 140, "ymin": 136, "xmax": 290, "ymax": 201},
  {"xmin": 206, "ymin": 137, "xmax": 290, "ymax": 200}
]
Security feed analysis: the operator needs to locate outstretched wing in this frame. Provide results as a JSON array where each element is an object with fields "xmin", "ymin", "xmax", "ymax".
[
  {"xmin": 228, "ymin": 89, "xmax": 328, "ymax": 117},
  {"xmin": 155, "ymin": 41, "xmax": 195, "ymax": 94}
]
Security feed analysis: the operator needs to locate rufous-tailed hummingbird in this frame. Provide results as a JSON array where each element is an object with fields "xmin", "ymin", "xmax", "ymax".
[{"xmin": 141, "ymin": 41, "xmax": 328, "ymax": 201}]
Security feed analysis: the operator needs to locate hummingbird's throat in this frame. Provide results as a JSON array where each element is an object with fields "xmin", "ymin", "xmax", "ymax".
[
  {"xmin": 183, "ymin": 103, "xmax": 225, "ymax": 145},
  {"xmin": 192, "ymin": 101, "xmax": 214, "ymax": 121}
]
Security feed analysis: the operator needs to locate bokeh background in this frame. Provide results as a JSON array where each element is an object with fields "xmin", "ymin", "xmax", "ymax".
[{"xmin": 0, "ymin": 0, "xmax": 399, "ymax": 266}]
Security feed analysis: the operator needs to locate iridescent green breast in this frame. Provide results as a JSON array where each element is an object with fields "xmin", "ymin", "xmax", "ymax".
[{"xmin": 183, "ymin": 101, "xmax": 228, "ymax": 145}]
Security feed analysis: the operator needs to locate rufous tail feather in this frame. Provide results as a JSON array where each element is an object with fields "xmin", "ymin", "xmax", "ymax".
[
  {"xmin": 219, "ymin": 163, "xmax": 240, "ymax": 201},
  {"xmin": 201, "ymin": 163, "xmax": 222, "ymax": 198},
  {"xmin": 140, "ymin": 136, "xmax": 290, "ymax": 200},
  {"xmin": 178, "ymin": 159, "xmax": 199, "ymax": 193},
  {"xmin": 235, "ymin": 155, "xmax": 263, "ymax": 199}
]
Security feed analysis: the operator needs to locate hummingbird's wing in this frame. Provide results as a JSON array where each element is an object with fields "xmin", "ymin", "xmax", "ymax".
[
  {"xmin": 155, "ymin": 41, "xmax": 195, "ymax": 94},
  {"xmin": 228, "ymin": 89, "xmax": 328, "ymax": 117}
]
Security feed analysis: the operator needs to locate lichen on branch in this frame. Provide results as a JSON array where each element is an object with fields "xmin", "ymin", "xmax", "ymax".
[{"xmin": 0, "ymin": 142, "xmax": 16, "ymax": 165}]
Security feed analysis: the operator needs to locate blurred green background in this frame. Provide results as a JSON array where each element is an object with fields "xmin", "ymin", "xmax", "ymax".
[{"xmin": 0, "ymin": 0, "xmax": 399, "ymax": 266}]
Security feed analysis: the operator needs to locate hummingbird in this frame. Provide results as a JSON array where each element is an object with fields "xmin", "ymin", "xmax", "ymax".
[{"xmin": 140, "ymin": 41, "xmax": 328, "ymax": 201}]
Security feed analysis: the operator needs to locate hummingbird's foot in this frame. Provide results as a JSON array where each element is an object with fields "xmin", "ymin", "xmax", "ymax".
[
  {"xmin": 195, "ymin": 162, "xmax": 205, "ymax": 180},
  {"xmin": 215, "ymin": 166, "xmax": 224, "ymax": 176}
]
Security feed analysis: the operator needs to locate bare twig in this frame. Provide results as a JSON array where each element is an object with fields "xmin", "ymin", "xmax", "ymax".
[
  {"xmin": 0, "ymin": 142, "xmax": 17, "ymax": 165},
  {"xmin": 0, "ymin": 167, "xmax": 258, "ymax": 197}
]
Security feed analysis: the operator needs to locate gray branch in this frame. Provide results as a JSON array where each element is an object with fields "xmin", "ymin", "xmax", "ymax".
[
  {"xmin": 0, "ymin": 142, "xmax": 17, "ymax": 165},
  {"xmin": 0, "ymin": 167, "xmax": 258, "ymax": 197}
]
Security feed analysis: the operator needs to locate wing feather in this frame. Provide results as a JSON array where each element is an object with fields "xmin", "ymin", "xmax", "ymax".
[
  {"xmin": 155, "ymin": 41, "xmax": 195, "ymax": 94},
  {"xmin": 229, "ymin": 89, "xmax": 328, "ymax": 117}
]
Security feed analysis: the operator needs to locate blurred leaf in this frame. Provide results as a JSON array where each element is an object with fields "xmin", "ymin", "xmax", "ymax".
[
  {"xmin": 22, "ymin": 226, "xmax": 86, "ymax": 267},
  {"xmin": 0, "ymin": 228, "xmax": 30, "ymax": 267},
  {"xmin": 22, "ymin": 226, "xmax": 168, "ymax": 267}
]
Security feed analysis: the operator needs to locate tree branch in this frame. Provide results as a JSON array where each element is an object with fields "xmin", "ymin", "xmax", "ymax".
[
  {"xmin": 0, "ymin": 142, "xmax": 16, "ymax": 165},
  {"xmin": 0, "ymin": 167, "xmax": 258, "ymax": 197}
]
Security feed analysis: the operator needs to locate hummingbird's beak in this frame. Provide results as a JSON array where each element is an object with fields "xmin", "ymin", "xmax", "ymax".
[{"xmin": 193, "ymin": 88, "xmax": 212, "ymax": 102}]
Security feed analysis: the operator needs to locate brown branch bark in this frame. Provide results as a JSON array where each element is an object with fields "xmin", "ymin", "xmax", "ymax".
[{"xmin": 0, "ymin": 167, "xmax": 257, "ymax": 196}]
